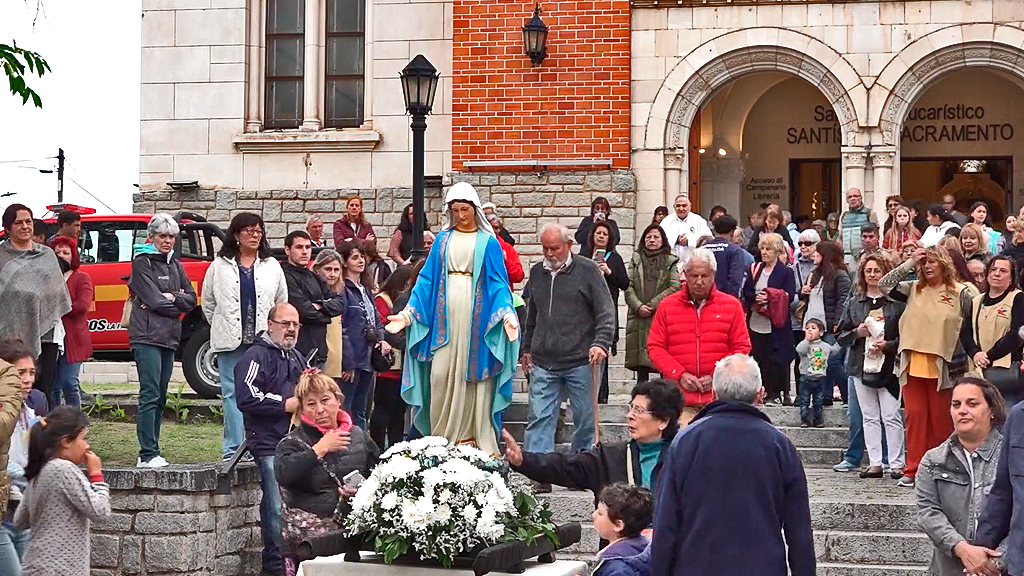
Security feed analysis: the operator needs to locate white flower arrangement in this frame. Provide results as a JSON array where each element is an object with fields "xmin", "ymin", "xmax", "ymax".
[{"xmin": 345, "ymin": 436, "xmax": 557, "ymax": 566}]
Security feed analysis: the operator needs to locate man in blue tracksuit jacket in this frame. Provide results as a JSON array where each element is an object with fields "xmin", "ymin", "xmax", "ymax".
[
  {"xmin": 649, "ymin": 353, "xmax": 815, "ymax": 576},
  {"xmin": 702, "ymin": 214, "xmax": 746, "ymax": 298},
  {"xmin": 235, "ymin": 302, "xmax": 307, "ymax": 576}
]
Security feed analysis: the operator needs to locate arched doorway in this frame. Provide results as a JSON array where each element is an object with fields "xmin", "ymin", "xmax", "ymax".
[
  {"xmin": 691, "ymin": 74, "xmax": 844, "ymax": 221},
  {"xmin": 898, "ymin": 69, "xmax": 1024, "ymax": 225},
  {"xmin": 640, "ymin": 30, "xmax": 865, "ymax": 222}
]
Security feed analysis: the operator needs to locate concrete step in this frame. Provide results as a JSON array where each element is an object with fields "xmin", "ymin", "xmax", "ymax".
[
  {"xmin": 815, "ymin": 530, "xmax": 932, "ymax": 565},
  {"xmin": 817, "ymin": 563, "xmax": 927, "ymax": 576},
  {"xmin": 504, "ymin": 420, "xmax": 849, "ymax": 449}
]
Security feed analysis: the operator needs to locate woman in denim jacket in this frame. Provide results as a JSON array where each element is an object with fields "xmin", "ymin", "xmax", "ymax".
[{"xmin": 916, "ymin": 377, "xmax": 1007, "ymax": 576}]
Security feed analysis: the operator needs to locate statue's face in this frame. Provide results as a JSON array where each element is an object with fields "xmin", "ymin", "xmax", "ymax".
[{"xmin": 451, "ymin": 202, "xmax": 476, "ymax": 230}]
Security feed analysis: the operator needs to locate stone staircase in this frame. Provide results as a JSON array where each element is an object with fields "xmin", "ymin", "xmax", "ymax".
[{"xmin": 503, "ymin": 397, "xmax": 930, "ymax": 575}]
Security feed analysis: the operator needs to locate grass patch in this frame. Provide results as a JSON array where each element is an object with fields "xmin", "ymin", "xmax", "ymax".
[
  {"xmin": 81, "ymin": 382, "xmax": 139, "ymax": 394},
  {"xmin": 87, "ymin": 421, "xmax": 222, "ymax": 466}
]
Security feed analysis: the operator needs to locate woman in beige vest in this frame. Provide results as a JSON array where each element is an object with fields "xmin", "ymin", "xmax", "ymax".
[
  {"xmin": 960, "ymin": 255, "xmax": 1024, "ymax": 409},
  {"xmin": 312, "ymin": 250, "xmax": 345, "ymax": 382},
  {"xmin": 879, "ymin": 245, "xmax": 977, "ymax": 488}
]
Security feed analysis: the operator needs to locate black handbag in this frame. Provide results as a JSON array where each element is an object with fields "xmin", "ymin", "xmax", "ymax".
[
  {"xmin": 974, "ymin": 302, "xmax": 1023, "ymax": 393},
  {"xmin": 371, "ymin": 343, "xmax": 393, "ymax": 372}
]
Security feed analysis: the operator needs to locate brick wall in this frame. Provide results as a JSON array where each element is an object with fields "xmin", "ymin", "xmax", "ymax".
[{"xmin": 451, "ymin": 1, "xmax": 631, "ymax": 169}]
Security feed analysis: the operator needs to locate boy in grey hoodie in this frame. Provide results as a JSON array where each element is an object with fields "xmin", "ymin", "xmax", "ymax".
[{"xmin": 795, "ymin": 318, "xmax": 839, "ymax": 428}]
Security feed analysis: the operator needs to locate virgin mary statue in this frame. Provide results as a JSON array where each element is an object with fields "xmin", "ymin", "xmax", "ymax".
[{"xmin": 386, "ymin": 182, "xmax": 519, "ymax": 455}]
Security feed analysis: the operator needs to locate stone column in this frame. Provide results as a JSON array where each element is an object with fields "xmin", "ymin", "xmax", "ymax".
[
  {"xmin": 245, "ymin": 0, "xmax": 265, "ymax": 133},
  {"xmin": 664, "ymin": 150, "xmax": 685, "ymax": 205},
  {"xmin": 870, "ymin": 147, "xmax": 897, "ymax": 220},
  {"xmin": 300, "ymin": 0, "xmax": 322, "ymax": 131},
  {"xmin": 841, "ymin": 147, "xmax": 867, "ymax": 207}
]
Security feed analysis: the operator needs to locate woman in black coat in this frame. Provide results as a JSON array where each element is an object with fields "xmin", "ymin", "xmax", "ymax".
[
  {"xmin": 581, "ymin": 220, "xmax": 629, "ymax": 403},
  {"xmin": 743, "ymin": 232, "xmax": 797, "ymax": 405},
  {"xmin": 275, "ymin": 372, "xmax": 379, "ymax": 576},
  {"xmin": 575, "ymin": 196, "xmax": 621, "ymax": 254},
  {"xmin": 799, "ymin": 240, "xmax": 853, "ymax": 403}
]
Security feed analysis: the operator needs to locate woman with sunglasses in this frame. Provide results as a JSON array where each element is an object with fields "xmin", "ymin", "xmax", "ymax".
[{"xmin": 202, "ymin": 212, "xmax": 289, "ymax": 461}]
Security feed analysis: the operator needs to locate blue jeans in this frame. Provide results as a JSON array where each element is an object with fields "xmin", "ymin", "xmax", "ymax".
[
  {"xmin": 52, "ymin": 353, "xmax": 82, "ymax": 407},
  {"xmin": 823, "ymin": 334, "xmax": 847, "ymax": 403},
  {"xmin": 218, "ymin": 346, "xmax": 249, "ymax": 458},
  {"xmin": 343, "ymin": 370, "xmax": 374, "ymax": 430},
  {"xmin": 255, "ymin": 455, "xmax": 282, "ymax": 574},
  {"xmin": 0, "ymin": 519, "xmax": 28, "ymax": 576},
  {"xmin": 524, "ymin": 363, "xmax": 596, "ymax": 454},
  {"xmin": 133, "ymin": 344, "xmax": 175, "ymax": 462},
  {"xmin": 799, "ymin": 376, "xmax": 826, "ymax": 424}
]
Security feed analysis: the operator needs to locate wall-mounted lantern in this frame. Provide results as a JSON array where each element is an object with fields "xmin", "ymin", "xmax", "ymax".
[{"xmin": 522, "ymin": 6, "xmax": 549, "ymax": 67}]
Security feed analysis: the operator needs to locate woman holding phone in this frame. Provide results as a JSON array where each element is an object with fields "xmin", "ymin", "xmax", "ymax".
[{"xmin": 581, "ymin": 221, "xmax": 628, "ymax": 403}]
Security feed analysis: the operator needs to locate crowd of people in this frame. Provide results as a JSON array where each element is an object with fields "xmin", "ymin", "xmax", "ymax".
[{"xmin": 2, "ymin": 187, "xmax": 1024, "ymax": 576}]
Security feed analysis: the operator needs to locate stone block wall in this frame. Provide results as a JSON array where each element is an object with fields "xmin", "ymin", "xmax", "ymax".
[
  {"xmin": 132, "ymin": 169, "xmax": 639, "ymax": 272},
  {"xmin": 90, "ymin": 464, "xmax": 263, "ymax": 576}
]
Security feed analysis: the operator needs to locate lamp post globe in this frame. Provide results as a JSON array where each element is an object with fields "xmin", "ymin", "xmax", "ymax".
[{"xmin": 400, "ymin": 54, "xmax": 439, "ymax": 261}]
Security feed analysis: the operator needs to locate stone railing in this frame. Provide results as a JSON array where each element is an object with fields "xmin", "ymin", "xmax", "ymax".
[{"xmin": 90, "ymin": 463, "xmax": 263, "ymax": 576}]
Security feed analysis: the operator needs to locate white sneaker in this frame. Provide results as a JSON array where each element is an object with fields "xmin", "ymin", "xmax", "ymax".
[{"xmin": 137, "ymin": 456, "xmax": 169, "ymax": 468}]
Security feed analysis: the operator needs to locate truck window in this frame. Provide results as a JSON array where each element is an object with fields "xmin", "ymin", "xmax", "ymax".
[{"xmin": 80, "ymin": 223, "xmax": 148, "ymax": 264}]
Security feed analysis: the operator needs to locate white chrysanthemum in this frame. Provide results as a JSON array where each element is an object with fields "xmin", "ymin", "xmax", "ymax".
[
  {"xmin": 381, "ymin": 492, "xmax": 399, "ymax": 510},
  {"xmin": 461, "ymin": 504, "xmax": 478, "ymax": 522},
  {"xmin": 379, "ymin": 455, "xmax": 421, "ymax": 480},
  {"xmin": 424, "ymin": 445, "xmax": 449, "ymax": 458},
  {"xmin": 437, "ymin": 489, "xmax": 453, "ymax": 503},
  {"xmin": 432, "ymin": 504, "xmax": 452, "ymax": 524},
  {"xmin": 438, "ymin": 458, "xmax": 486, "ymax": 483},
  {"xmin": 380, "ymin": 440, "xmax": 411, "ymax": 460},
  {"xmin": 420, "ymin": 467, "xmax": 445, "ymax": 487}
]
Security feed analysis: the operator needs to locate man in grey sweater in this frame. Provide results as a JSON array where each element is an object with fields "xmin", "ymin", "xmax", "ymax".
[{"xmin": 522, "ymin": 223, "xmax": 616, "ymax": 455}]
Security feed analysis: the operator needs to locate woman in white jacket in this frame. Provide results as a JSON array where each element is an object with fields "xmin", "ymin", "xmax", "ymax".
[
  {"xmin": 920, "ymin": 204, "xmax": 963, "ymax": 247},
  {"xmin": 202, "ymin": 213, "xmax": 288, "ymax": 460}
]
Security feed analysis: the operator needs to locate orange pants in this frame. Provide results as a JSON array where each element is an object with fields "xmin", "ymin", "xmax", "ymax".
[{"xmin": 903, "ymin": 376, "xmax": 954, "ymax": 478}]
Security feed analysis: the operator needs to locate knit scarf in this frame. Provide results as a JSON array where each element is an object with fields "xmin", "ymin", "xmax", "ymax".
[
  {"xmin": 300, "ymin": 410, "xmax": 354, "ymax": 435},
  {"xmin": 638, "ymin": 247, "xmax": 671, "ymax": 302},
  {"xmin": 0, "ymin": 242, "xmax": 72, "ymax": 358}
]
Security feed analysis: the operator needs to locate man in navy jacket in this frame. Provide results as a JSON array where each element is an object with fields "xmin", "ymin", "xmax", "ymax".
[
  {"xmin": 702, "ymin": 214, "xmax": 746, "ymax": 298},
  {"xmin": 649, "ymin": 353, "xmax": 815, "ymax": 576},
  {"xmin": 235, "ymin": 302, "xmax": 306, "ymax": 576},
  {"xmin": 967, "ymin": 402, "xmax": 1024, "ymax": 576}
]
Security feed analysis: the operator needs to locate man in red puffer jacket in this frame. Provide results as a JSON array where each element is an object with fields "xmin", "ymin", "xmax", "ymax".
[{"xmin": 647, "ymin": 248, "xmax": 751, "ymax": 424}]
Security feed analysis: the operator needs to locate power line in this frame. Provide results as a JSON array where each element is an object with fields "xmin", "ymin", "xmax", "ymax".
[
  {"xmin": 0, "ymin": 156, "xmax": 56, "ymax": 165},
  {"xmin": 66, "ymin": 175, "xmax": 119, "ymax": 214}
]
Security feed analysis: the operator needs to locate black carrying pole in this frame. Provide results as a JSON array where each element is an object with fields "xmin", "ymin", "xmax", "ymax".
[
  {"xmin": 57, "ymin": 147, "xmax": 65, "ymax": 203},
  {"xmin": 410, "ymin": 113, "xmax": 427, "ymax": 261}
]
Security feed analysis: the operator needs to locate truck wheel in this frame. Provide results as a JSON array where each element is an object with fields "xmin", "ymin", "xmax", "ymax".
[{"xmin": 181, "ymin": 325, "xmax": 220, "ymax": 399}]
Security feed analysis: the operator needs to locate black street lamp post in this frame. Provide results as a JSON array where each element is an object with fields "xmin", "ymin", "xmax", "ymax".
[{"xmin": 400, "ymin": 54, "xmax": 440, "ymax": 261}]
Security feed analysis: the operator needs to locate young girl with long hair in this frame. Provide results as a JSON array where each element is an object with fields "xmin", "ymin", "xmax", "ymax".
[
  {"xmin": 13, "ymin": 406, "xmax": 110, "ymax": 575},
  {"xmin": 370, "ymin": 265, "xmax": 417, "ymax": 448},
  {"xmin": 883, "ymin": 206, "xmax": 921, "ymax": 252}
]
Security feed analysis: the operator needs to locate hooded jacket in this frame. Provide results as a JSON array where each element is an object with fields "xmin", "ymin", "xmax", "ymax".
[
  {"xmin": 595, "ymin": 536, "xmax": 650, "ymax": 576},
  {"xmin": 282, "ymin": 261, "xmax": 345, "ymax": 365},
  {"xmin": 649, "ymin": 401, "xmax": 815, "ymax": 576},
  {"xmin": 234, "ymin": 332, "xmax": 306, "ymax": 457},
  {"xmin": 702, "ymin": 237, "xmax": 746, "ymax": 298},
  {"xmin": 127, "ymin": 244, "xmax": 197, "ymax": 349}
]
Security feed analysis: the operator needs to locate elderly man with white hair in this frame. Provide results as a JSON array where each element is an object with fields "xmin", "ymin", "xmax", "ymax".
[
  {"xmin": 521, "ymin": 223, "xmax": 616, "ymax": 468},
  {"xmin": 127, "ymin": 213, "xmax": 197, "ymax": 468},
  {"xmin": 649, "ymin": 353, "xmax": 815, "ymax": 576},
  {"xmin": 646, "ymin": 248, "xmax": 751, "ymax": 424},
  {"xmin": 305, "ymin": 215, "xmax": 326, "ymax": 247}
]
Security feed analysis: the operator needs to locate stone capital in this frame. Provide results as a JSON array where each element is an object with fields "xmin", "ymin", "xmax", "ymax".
[
  {"xmin": 841, "ymin": 147, "xmax": 868, "ymax": 168},
  {"xmin": 869, "ymin": 148, "xmax": 897, "ymax": 169},
  {"xmin": 664, "ymin": 151, "xmax": 685, "ymax": 170}
]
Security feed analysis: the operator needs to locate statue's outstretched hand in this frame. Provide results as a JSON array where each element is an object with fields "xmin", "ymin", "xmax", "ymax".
[
  {"xmin": 385, "ymin": 314, "xmax": 408, "ymax": 334},
  {"xmin": 502, "ymin": 313, "xmax": 519, "ymax": 342}
]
